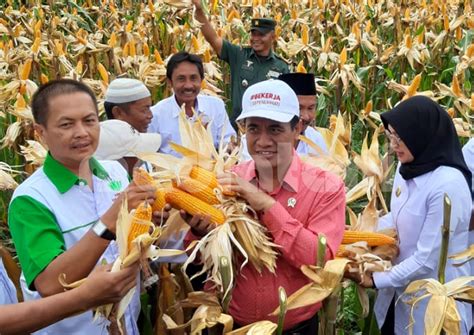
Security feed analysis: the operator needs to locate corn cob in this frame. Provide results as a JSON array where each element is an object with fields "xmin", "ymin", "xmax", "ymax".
[
  {"xmin": 177, "ymin": 178, "xmax": 219, "ymax": 205},
  {"xmin": 165, "ymin": 187, "xmax": 226, "ymax": 225},
  {"xmin": 189, "ymin": 165, "xmax": 236, "ymax": 196},
  {"xmin": 342, "ymin": 230, "xmax": 396, "ymax": 247},
  {"xmin": 128, "ymin": 202, "xmax": 152, "ymax": 248},
  {"xmin": 152, "ymin": 188, "xmax": 167, "ymax": 212}
]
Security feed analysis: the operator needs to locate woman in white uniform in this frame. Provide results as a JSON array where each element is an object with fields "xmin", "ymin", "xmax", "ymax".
[{"xmin": 354, "ymin": 96, "xmax": 472, "ymax": 334}]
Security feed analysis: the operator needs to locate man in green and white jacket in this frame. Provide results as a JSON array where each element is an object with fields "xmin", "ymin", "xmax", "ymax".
[{"xmin": 8, "ymin": 79, "xmax": 157, "ymax": 334}]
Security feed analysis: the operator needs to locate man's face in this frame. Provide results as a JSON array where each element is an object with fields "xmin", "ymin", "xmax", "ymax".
[
  {"xmin": 116, "ymin": 97, "xmax": 153, "ymax": 133},
  {"xmin": 245, "ymin": 117, "xmax": 299, "ymax": 171},
  {"xmin": 168, "ymin": 61, "xmax": 202, "ymax": 108},
  {"xmin": 35, "ymin": 92, "xmax": 99, "ymax": 171},
  {"xmin": 250, "ymin": 30, "xmax": 274, "ymax": 56},
  {"xmin": 297, "ymin": 95, "xmax": 317, "ymax": 133}
]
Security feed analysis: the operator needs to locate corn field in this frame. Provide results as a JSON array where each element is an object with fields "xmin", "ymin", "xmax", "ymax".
[{"xmin": 0, "ymin": 0, "xmax": 473, "ymax": 333}]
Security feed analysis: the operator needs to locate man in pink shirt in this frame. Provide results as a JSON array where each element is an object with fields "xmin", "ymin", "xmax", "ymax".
[{"xmin": 185, "ymin": 79, "xmax": 345, "ymax": 333}]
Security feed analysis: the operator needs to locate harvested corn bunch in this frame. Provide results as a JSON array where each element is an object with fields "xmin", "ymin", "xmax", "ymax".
[
  {"xmin": 138, "ymin": 108, "xmax": 278, "ymax": 296},
  {"xmin": 165, "ymin": 187, "xmax": 226, "ymax": 225},
  {"xmin": 342, "ymin": 230, "xmax": 396, "ymax": 247}
]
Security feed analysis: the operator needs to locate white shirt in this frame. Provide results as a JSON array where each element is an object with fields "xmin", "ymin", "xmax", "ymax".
[
  {"xmin": 462, "ymin": 138, "xmax": 474, "ymax": 274},
  {"xmin": 239, "ymin": 126, "xmax": 328, "ymax": 161},
  {"xmin": 462, "ymin": 138, "xmax": 474, "ymax": 192},
  {"xmin": 373, "ymin": 165, "xmax": 472, "ymax": 334},
  {"xmin": 0, "ymin": 258, "xmax": 17, "ymax": 305},
  {"xmin": 149, "ymin": 94, "xmax": 236, "ymax": 157},
  {"xmin": 10, "ymin": 159, "xmax": 140, "ymax": 335}
]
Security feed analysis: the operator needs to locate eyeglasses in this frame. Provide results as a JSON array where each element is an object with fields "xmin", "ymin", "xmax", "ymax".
[{"xmin": 384, "ymin": 130, "xmax": 402, "ymax": 147}]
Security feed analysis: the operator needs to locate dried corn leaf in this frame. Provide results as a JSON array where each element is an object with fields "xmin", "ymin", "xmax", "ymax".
[
  {"xmin": 271, "ymin": 258, "xmax": 351, "ymax": 314},
  {"xmin": 449, "ymin": 244, "xmax": 474, "ymax": 266}
]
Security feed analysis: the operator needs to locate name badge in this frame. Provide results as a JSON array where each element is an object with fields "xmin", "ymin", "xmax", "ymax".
[{"xmin": 267, "ymin": 70, "xmax": 281, "ymax": 79}]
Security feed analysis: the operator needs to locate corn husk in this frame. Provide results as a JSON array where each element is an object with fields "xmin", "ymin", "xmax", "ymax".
[
  {"xmin": 449, "ymin": 245, "xmax": 474, "ymax": 266},
  {"xmin": 60, "ymin": 199, "xmax": 186, "ymax": 334},
  {"xmin": 272, "ymin": 258, "xmax": 351, "ymax": 315},
  {"xmin": 400, "ymin": 277, "xmax": 474, "ymax": 335},
  {"xmin": 162, "ymin": 291, "xmax": 233, "ymax": 334}
]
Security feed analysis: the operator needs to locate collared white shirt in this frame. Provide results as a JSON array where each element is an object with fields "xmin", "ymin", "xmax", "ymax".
[
  {"xmin": 9, "ymin": 158, "xmax": 139, "ymax": 335},
  {"xmin": 0, "ymin": 258, "xmax": 17, "ymax": 305},
  {"xmin": 239, "ymin": 126, "xmax": 328, "ymax": 161},
  {"xmin": 149, "ymin": 94, "xmax": 236, "ymax": 157},
  {"xmin": 373, "ymin": 165, "xmax": 472, "ymax": 334}
]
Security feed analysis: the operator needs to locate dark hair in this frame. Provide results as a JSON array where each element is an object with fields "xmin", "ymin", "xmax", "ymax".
[
  {"xmin": 289, "ymin": 115, "xmax": 300, "ymax": 130},
  {"xmin": 166, "ymin": 51, "xmax": 204, "ymax": 80},
  {"xmin": 32, "ymin": 79, "xmax": 98, "ymax": 125},
  {"xmin": 104, "ymin": 101, "xmax": 131, "ymax": 119}
]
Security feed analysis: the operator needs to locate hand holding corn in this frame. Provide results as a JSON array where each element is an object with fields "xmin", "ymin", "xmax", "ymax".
[
  {"xmin": 217, "ymin": 172, "xmax": 275, "ymax": 212},
  {"xmin": 179, "ymin": 211, "xmax": 215, "ymax": 237},
  {"xmin": 101, "ymin": 181, "xmax": 157, "ymax": 233}
]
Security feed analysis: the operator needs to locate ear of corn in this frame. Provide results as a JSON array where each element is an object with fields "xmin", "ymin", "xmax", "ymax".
[
  {"xmin": 190, "ymin": 165, "xmax": 218, "ymax": 189},
  {"xmin": 177, "ymin": 178, "xmax": 219, "ymax": 205},
  {"xmin": 189, "ymin": 165, "xmax": 236, "ymax": 196},
  {"xmin": 152, "ymin": 188, "xmax": 167, "ymax": 212},
  {"xmin": 165, "ymin": 187, "xmax": 226, "ymax": 225},
  {"xmin": 128, "ymin": 202, "xmax": 153, "ymax": 248},
  {"xmin": 342, "ymin": 230, "xmax": 396, "ymax": 247}
]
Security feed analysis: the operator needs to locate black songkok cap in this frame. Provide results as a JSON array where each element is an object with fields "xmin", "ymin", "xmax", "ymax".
[
  {"xmin": 250, "ymin": 18, "xmax": 276, "ymax": 33},
  {"xmin": 278, "ymin": 73, "xmax": 316, "ymax": 96}
]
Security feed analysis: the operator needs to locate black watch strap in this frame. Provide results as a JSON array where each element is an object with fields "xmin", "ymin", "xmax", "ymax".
[{"xmin": 92, "ymin": 220, "xmax": 116, "ymax": 241}]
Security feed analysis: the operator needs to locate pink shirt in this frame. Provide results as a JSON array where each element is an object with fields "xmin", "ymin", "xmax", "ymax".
[{"xmin": 186, "ymin": 154, "xmax": 345, "ymax": 329}]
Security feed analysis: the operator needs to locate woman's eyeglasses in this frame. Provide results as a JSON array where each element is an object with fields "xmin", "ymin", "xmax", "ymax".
[{"xmin": 384, "ymin": 130, "xmax": 402, "ymax": 147}]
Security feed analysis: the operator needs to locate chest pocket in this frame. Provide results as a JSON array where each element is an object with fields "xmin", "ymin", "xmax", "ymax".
[{"xmin": 240, "ymin": 63, "xmax": 256, "ymax": 87}]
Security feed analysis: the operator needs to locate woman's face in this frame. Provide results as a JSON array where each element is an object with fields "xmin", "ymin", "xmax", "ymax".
[{"xmin": 386, "ymin": 125, "xmax": 414, "ymax": 163}]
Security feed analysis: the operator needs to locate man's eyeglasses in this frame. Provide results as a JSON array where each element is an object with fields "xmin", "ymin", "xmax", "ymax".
[{"xmin": 384, "ymin": 130, "xmax": 402, "ymax": 147}]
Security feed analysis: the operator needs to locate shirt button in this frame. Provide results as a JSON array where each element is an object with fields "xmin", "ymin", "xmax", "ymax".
[
  {"xmin": 242, "ymin": 79, "xmax": 248, "ymax": 87},
  {"xmin": 78, "ymin": 180, "xmax": 86, "ymax": 186}
]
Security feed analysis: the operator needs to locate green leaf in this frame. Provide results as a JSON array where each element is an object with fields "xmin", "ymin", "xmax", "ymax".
[{"xmin": 414, "ymin": 25, "xmax": 425, "ymax": 36}]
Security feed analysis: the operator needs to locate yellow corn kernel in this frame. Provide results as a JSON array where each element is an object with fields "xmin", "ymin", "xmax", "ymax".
[
  {"xmin": 154, "ymin": 49, "xmax": 164, "ymax": 64},
  {"xmin": 40, "ymin": 73, "xmax": 49, "ymax": 84},
  {"xmin": 143, "ymin": 42, "xmax": 150, "ymax": 57},
  {"xmin": 190, "ymin": 165, "xmax": 218, "ymax": 189},
  {"xmin": 296, "ymin": 60, "xmax": 307, "ymax": 73},
  {"xmin": 189, "ymin": 165, "xmax": 236, "ymax": 197},
  {"xmin": 20, "ymin": 59, "xmax": 32, "ymax": 81},
  {"xmin": 152, "ymin": 188, "xmax": 167, "ymax": 212},
  {"xmin": 406, "ymin": 73, "xmax": 421, "ymax": 97},
  {"xmin": 342, "ymin": 230, "xmax": 396, "ymax": 247},
  {"xmin": 301, "ymin": 24, "xmax": 309, "ymax": 45},
  {"xmin": 178, "ymin": 178, "xmax": 219, "ymax": 205},
  {"xmin": 128, "ymin": 202, "xmax": 152, "ymax": 248},
  {"xmin": 165, "ymin": 188, "xmax": 226, "ymax": 225},
  {"xmin": 97, "ymin": 63, "xmax": 108, "ymax": 83},
  {"xmin": 339, "ymin": 47, "xmax": 347, "ymax": 66},
  {"xmin": 451, "ymin": 75, "xmax": 462, "ymax": 97},
  {"xmin": 108, "ymin": 32, "xmax": 117, "ymax": 48}
]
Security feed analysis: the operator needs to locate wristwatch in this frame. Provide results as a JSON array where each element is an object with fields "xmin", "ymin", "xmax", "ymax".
[{"xmin": 91, "ymin": 220, "xmax": 116, "ymax": 241}]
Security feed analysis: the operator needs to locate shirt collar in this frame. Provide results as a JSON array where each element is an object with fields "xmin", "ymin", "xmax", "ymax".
[
  {"xmin": 238, "ymin": 150, "xmax": 301, "ymax": 193},
  {"xmin": 43, "ymin": 152, "xmax": 110, "ymax": 194},
  {"xmin": 249, "ymin": 48, "xmax": 276, "ymax": 60},
  {"xmin": 172, "ymin": 94, "xmax": 200, "ymax": 117}
]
